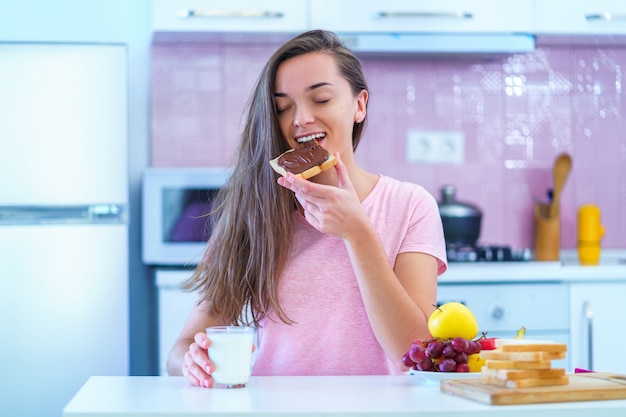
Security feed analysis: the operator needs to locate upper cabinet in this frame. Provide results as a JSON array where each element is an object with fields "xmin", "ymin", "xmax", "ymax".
[
  {"xmin": 152, "ymin": 0, "xmax": 309, "ymax": 33},
  {"xmin": 152, "ymin": 0, "xmax": 626, "ymax": 44},
  {"xmin": 535, "ymin": 0, "xmax": 626, "ymax": 35},
  {"xmin": 309, "ymin": 0, "xmax": 533, "ymax": 34}
]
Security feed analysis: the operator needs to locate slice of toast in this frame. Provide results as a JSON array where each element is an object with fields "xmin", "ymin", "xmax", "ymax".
[
  {"xmin": 482, "ymin": 367, "xmax": 566, "ymax": 381},
  {"xmin": 481, "ymin": 375, "xmax": 570, "ymax": 388},
  {"xmin": 480, "ymin": 350, "xmax": 566, "ymax": 362},
  {"xmin": 269, "ymin": 152, "xmax": 337, "ymax": 180},
  {"xmin": 483, "ymin": 359, "xmax": 552, "ymax": 370},
  {"xmin": 500, "ymin": 342, "xmax": 567, "ymax": 353}
]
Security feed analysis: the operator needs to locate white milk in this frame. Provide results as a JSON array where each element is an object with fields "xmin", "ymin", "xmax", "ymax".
[{"xmin": 207, "ymin": 326, "xmax": 255, "ymax": 387}]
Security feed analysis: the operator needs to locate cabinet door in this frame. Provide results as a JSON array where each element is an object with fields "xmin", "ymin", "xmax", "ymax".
[
  {"xmin": 156, "ymin": 269, "xmax": 198, "ymax": 375},
  {"xmin": 570, "ymin": 283, "xmax": 626, "ymax": 373},
  {"xmin": 438, "ymin": 283, "xmax": 570, "ymax": 370},
  {"xmin": 153, "ymin": 0, "xmax": 308, "ymax": 33},
  {"xmin": 535, "ymin": 1, "xmax": 626, "ymax": 35},
  {"xmin": 310, "ymin": 0, "xmax": 533, "ymax": 33}
]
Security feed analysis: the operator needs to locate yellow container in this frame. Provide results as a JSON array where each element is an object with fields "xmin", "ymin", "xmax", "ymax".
[{"xmin": 577, "ymin": 204, "xmax": 605, "ymax": 265}]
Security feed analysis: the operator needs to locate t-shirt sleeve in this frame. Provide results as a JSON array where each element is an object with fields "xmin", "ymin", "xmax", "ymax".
[{"xmin": 400, "ymin": 185, "xmax": 448, "ymax": 275}]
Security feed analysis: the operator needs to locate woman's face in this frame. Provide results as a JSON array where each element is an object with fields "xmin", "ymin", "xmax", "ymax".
[{"xmin": 273, "ymin": 52, "xmax": 367, "ymax": 157}]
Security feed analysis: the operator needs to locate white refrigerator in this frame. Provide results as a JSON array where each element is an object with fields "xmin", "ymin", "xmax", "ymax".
[{"xmin": 0, "ymin": 43, "xmax": 129, "ymax": 417}]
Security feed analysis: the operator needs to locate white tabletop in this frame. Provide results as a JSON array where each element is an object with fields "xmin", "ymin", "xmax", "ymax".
[{"xmin": 62, "ymin": 375, "xmax": 626, "ymax": 417}]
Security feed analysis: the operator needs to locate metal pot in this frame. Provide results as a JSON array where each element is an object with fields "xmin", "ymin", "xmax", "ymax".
[{"xmin": 437, "ymin": 185, "xmax": 482, "ymax": 245}]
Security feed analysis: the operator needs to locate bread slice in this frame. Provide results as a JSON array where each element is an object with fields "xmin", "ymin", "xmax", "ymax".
[
  {"xmin": 500, "ymin": 342, "xmax": 567, "ymax": 353},
  {"xmin": 482, "ymin": 367, "xmax": 566, "ymax": 381},
  {"xmin": 269, "ymin": 152, "xmax": 337, "ymax": 180},
  {"xmin": 480, "ymin": 350, "xmax": 566, "ymax": 361},
  {"xmin": 483, "ymin": 360, "xmax": 552, "ymax": 370},
  {"xmin": 481, "ymin": 375, "xmax": 570, "ymax": 388}
]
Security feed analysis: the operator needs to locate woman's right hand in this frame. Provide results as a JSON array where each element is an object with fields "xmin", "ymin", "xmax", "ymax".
[{"xmin": 182, "ymin": 331, "xmax": 215, "ymax": 388}]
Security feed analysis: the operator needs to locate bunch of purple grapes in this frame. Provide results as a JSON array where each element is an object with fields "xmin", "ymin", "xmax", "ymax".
[{"xmin": 402, "ymin": 337, "xmax": 483, "ymax": 373}]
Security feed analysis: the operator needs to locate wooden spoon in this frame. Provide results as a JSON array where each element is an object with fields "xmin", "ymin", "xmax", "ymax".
[{"xmin": 548, "ymin": 153, "xmax": 572, "ymax": 218}]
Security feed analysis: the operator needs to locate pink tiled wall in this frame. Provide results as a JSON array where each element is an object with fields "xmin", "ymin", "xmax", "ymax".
[{"xmin": 151, "ymin": 41, "xmax": 626, "ymax": 249}]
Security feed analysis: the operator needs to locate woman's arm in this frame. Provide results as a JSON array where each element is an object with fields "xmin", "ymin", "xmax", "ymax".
[
  {"xmin": 343, "ymin": 221, "xmax": 438, "ymax": 363},
  {"xmin": 278, "ymin": 154, "xmax": 440, "ymax": 365}
]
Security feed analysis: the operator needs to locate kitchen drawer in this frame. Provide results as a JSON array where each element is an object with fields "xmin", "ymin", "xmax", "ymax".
[
  {"xmin": 535, "ymin": 0, "xmax": 626, "ymax": 35},
  {"xmin": 437, "ymin": 283, "xmax": 569, "ymax": 333},
  {"xmin": 153, "ymin": 0, "xmax": 308, "ymax": 33},
  {"xmin": 310, "ymin": 0, "xmax": 533, "ymax": 34}
]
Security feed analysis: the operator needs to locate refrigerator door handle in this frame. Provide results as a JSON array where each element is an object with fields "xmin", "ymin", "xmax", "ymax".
[{"xmin": 0, "ymin": 204, "xmax": 129, "ymax": 225}]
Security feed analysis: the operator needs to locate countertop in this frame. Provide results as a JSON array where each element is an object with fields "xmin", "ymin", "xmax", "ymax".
[
  {"xmin": 155, "ymin": 250, "xmax": 626, "ymax": 288},
  {"xmin": 63, "ymin": 376, "xmax": 626, "ymax": 417},
  {"xmin": 441, "ymin": 249, "xmax": 626, "ymax": 283}
]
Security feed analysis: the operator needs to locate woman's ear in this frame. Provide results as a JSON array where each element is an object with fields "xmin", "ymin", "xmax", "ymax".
[{"xmin": 354, "ymin": 89, "xmax": 368, "ymax": 123}]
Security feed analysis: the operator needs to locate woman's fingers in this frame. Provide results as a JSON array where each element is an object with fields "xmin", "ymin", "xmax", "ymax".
[
  {"xmin": 194, "ymin": 332, "xmax": 210, "ymax": 349},
  {"xmin": 182, "ymin": 351, "xmax": 202, "ymax": 386},
  {"xmin": 275, "ymin": 155, "xmax": 363, "ymax": 236},
  {"xmin": 183, "ymin": 334, "xmax": 215, "ymax": 388}
]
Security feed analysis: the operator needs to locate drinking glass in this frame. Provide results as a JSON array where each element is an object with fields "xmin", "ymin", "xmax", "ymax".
[{"xmin": 206, "ymin": 326, "xmax": 256, "ymax": 388}]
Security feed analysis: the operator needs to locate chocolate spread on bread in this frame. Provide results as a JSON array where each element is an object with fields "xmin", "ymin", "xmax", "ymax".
[{"xmin": 277, "ymin": 140, "xmax": 329, "ymax": 174}]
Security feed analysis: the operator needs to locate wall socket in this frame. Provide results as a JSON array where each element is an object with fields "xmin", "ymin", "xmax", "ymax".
[{"xmin": 406, "ymin": 130, "xmax": 465, "ymax": 165}]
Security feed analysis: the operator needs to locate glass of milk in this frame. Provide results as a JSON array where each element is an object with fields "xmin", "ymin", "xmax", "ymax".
[{"xmin": 206, "ymin": 326, "xmax": 257, "ymax": 388}]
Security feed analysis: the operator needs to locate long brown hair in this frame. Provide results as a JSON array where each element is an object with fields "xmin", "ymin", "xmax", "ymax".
[{"xmin": 183, "ymin": 30, "xmax": 369, "ymax": 326}]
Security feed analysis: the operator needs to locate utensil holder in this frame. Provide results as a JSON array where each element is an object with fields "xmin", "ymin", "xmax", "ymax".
[{"xmin": 534, "ymin": 203, "xmax": 560, "ymax": 261}]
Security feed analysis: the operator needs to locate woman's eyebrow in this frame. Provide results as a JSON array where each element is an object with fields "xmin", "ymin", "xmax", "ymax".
[
  {"xmin": 306, "ymin": 82, "xmax": 332, "ymax": 91},
  {"xmin": 274, "ymin": 82, "xmax": 333, "ymax": 97}
]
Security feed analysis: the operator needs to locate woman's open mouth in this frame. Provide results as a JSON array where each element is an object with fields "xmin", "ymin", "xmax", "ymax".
[{"xmin": 296, "ymin": 132, "xmax": 326, "ymax": 143}]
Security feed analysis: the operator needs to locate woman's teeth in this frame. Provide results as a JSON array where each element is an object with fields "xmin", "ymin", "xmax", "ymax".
[{"xmin": 297, "ymin": 133, "xmax": 325, "ymax": 143}]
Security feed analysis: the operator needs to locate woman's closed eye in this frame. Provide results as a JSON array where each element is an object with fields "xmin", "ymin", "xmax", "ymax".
[
  {"xmin": 275, "ymin": 95, "xmax": 331, "ymax": 114},
  {"xmin": 275, "ymin": 100, "xmax": 292, "ymax": 113}
]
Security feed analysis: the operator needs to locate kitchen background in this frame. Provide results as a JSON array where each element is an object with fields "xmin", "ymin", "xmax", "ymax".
[{"xmin": 151, "ymin": 39, "xmax": 626, "ymax": 250}]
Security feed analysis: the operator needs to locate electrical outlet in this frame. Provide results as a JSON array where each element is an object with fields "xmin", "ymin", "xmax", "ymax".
[{"xmin": 406, "ymin": 130, "xmax": 465, "ymax": 165}]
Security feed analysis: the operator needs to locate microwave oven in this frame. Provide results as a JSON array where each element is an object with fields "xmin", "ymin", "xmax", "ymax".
[{"xmin": 142, "ymin": 167, "xmax": 231, "ymax": 266}]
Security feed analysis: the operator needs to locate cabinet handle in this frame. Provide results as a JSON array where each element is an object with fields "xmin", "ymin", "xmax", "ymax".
[
  {"xmin": 178, "ymin": 9, "xmax": 284, "ymax": 19},
  {"xmin": 376, "ymin": 11, "xmax": 473, "ymax": 20},
  {"xmin": 583, "ymin": 301, "xmax": 594, "ymax": 370},
  {"xmin": 586, "ymin": 12, "xmax": 626, "ymax": 22}
]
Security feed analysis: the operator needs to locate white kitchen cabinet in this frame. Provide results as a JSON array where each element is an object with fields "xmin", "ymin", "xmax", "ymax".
[
  {"xmin": 535, "ymin": 0, "xmax": 626, "ymax": 35},
  {"xmin": 310, "ymin": 0, "xmax": 533, "ymax": 34},
  {"xmin": 152, "ymin": 0, "xmax": 309, "ymax": 33},
  {"xmin": 438, "ymin": 282, "xmax": 570, "ymax": 370},
  {"xmin": 156, "ymin": 269, "xmax": 198, "ymax": 375},
  {"xmin": 569, "ymin": 282, "xmax": 626, "ymax": 374}
]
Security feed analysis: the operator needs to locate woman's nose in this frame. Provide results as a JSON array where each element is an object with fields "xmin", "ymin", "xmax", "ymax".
[{"xmin": 294, "ymin": 106, "xmax": 314, "ymax": 127}]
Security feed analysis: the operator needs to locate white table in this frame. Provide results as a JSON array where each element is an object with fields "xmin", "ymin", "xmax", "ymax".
[{"xmin": 63, "ymin": 375, "xmax": 626, "ymax": 417}]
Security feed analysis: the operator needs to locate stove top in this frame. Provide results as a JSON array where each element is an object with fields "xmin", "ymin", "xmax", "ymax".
[{"xmin": 446, "ymin": 243, "xmax": 533, "ymax": 263}]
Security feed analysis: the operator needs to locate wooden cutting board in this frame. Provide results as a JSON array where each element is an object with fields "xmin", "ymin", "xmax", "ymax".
[{"xmin": 440, "ymin": 372, "xmax": 626, "ymax": 405}]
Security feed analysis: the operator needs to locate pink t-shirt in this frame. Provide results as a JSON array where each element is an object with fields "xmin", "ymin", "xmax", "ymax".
[{"xmin": 252, "ymin": 175, "xmax": 447, "ymax": 376}]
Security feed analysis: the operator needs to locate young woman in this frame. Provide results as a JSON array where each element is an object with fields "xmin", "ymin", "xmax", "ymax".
[{"xmin": 167, "ymin": 29, "xmax": 447, "ymax": 388}]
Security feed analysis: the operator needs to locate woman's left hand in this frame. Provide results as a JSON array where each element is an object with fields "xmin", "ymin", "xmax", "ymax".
[{"xmin": 277, "ymin": 153, "xmax": 365, "ymax": 239}]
